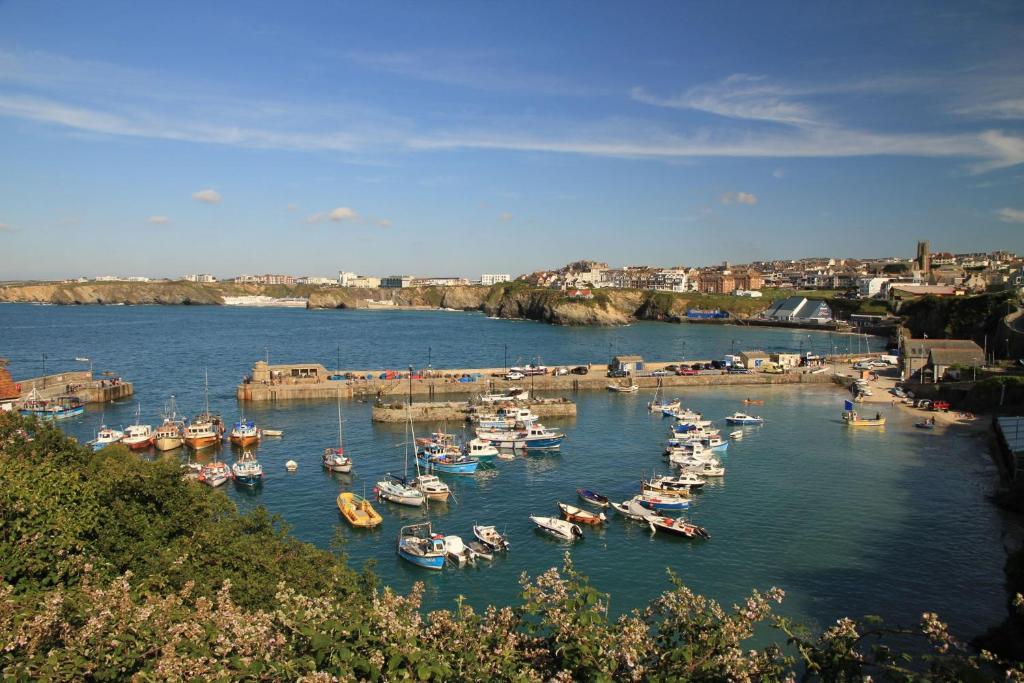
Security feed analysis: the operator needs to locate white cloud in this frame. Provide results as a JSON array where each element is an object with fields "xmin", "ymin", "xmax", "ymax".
[
  {"xmin": 498, "ymin": 211, "xmax": 513, "ymax": 222},
  {"xmin": 329, "ymin": 206, "xmax": 357, "ymax": 222},
  {"xmin": 192, "ymin": 189, "xmax": 221, "ymax": 204},
  {"xmin": 996, "ymin": 207, "xmax": 1024, "ymax": 223},
  {"xmin": 720, "ymin": 192, "xmax": 758, "ymax": 206},
  {"xmin": 146, "ymin": 215, "xmax": 170, "ymax": 224}
]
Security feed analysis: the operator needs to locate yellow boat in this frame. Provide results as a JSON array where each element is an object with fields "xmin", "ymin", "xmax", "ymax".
[
  {"xmin": 843, "ymin": 411, "xmax": 886, "ymax": 427},
  {"xmin": 337, "ymin": 492, "xmax": 383, "ymax": 528}
]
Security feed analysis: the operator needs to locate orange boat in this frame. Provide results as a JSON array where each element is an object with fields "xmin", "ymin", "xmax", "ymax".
[
  {"xmin": 557, "ymin": 502, "xmax": 606, "ymax": 525},
  {"xmin": 742, "ymin": 399, "xmax": 764, "ymax": 405}
]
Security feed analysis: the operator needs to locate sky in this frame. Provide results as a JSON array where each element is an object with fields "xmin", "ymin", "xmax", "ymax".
[{"xmin": 0, "ymin": 1, "xmax": 1023, "ymax": 280}]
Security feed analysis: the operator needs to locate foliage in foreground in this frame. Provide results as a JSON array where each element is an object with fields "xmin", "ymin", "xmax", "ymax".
[{"xmin": 1, "ymin": 412, "xmax": 1021, "ymax": 681}]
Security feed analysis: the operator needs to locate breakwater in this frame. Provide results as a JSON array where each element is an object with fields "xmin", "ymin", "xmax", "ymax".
[
  {"xmin": 15, "ymin": 369, "xmax": 133, "ymax": 404},
  {"xmin": 370, "ymin": 397, "xmax": 576, "ymax": 423}
]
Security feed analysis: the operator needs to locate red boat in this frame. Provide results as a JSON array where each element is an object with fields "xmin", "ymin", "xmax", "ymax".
[{"xmin": 647, "ymin": 516, "xmax": 709, "ymax": 539}]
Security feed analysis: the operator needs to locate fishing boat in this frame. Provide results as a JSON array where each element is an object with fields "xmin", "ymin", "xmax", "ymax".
[
  {"xmin": 557, "ymin": 502, "xmax": 606, "ymax": 525},
  {"xmin": 725, "ymin": 412, "xmax": 764, "ymax": 425},
  {"xmin": 607, "ymin": 382, "xmax": 639, "ymax": 393},
  {"xmin": 231, "ymin": 450, "xmax": 263, "ymax": 485},
  {"xmin": 417, "ymin": 443, "xmax": 480, "ymax": 474},
  {"xmin": 698, "ymin": 435, "xmax": 729, "ymax": 452},
  {"xmin": 476, "ymin": 423, "xmax": 565, "ymax": 450},
  {"xmin": 154, "ymin": 396, "xmax": 185, "ymax": 451},
  {"xmin": 473, "ymin": 524, "xmax": 510, "ymax": 552},
  {"xmin": 198, "ymin": 460, "xmax": 231, "ymax": 487},
  {"xmin": 228, "ymin": 418, "xmax": 261, "ymax": 447},
  {"xmin": 475, "ymin": 407, "xmax": 539, "ymax": 429},
  {"xmin": 18, "ymin": 391, "xmax": 85, "ymax": 420},
  {"xmin": 678, "ymin": 460, "xmax": 725, "ymax": 477},
  {"xmin": 576, "ymin": 488, "xmax": 610, "ymax": 508},
  {"xmin": 285, "ymin": 459, "xmax": 298, "ymax": 472},
  {"xmin": 88, "ymin": 425, "xmax": 124, "ymax": 451},
  {"xmin": 443, "ymin": 535, "xmax": 476, "ymax": 567},
  {"xmin": 412, "ymin": 473, "xmax": 452, "ymax": 502},
  {"xmin": 670, "ymin": 419, "xmax": 715, "ymax": 432},
  {"xmin": 648, "ymin": 516, "xmax": 710, "ymax": 539},
  {"xmin": 635, "ymin": 491, "xmax": 691, "ymax": 511},
  {"xmin": 376, "ymin": 474, "xmax": 426, "ymax": 507},
  {"xmin": 529, "ymin": 515, "xmax": 583, "ymax": 541},
  {"xmin": 187, "ymin": 370, "xmax": 225, "ymax": 449},
  {"xmin": 611, "ymin": 497, "xmax": 661, "ymax": 522},
  {"xmin": 641, "ymin": 476, "xmax": 692, "ymax": 498},
  {"xmin": 396, "ymin": 522, "xmax": 447, "ymax": 570},
  {"xmin": 741, "ymin": 398, "xmax": 765, "ymax": 406},
  {"xmin": 322, "ymin": 394, "xmax": 353, "ymax": 473},
  {"xmin": 122, "ymin": 405, "xmax": 154, "ymax": 450},
  {"xmin": 652, "ymin": 471, "xmax": 706, "ymax": 490},
  {"xmin": 843, "ymin": 411, "xmax": 886, "ymax": 427},
  {"xmin": 336, "ymin": 491, "xmax": 383, "ymax": 528},
  {"xmin": 465, "ymin": 437, "xmax": 499, "ymax": 460},
  {"xmin": 181, "ymin": 462, "xmax": 203, "ymax": 481}
]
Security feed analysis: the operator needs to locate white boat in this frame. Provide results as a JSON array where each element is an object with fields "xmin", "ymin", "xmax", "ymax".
[
  {"xmin": 611, "ymin": 497, "xmax": 661, "ymax": 522},
  {"xmin": 231, "ymin": 450, "xmax": 264, "ymax": 485},
  {"xmin": 665, "ymin": 407, "xmax": 703, "ymax": 420},
  {"xmin": 443, "ymin": 535, "xmax": 476, "ymax": 567},
  {"xmin": 412, "ymin": 473, "xmax": 451, "ymax": 502},
  {"xmin": 473, "ymin": 524, "xmax": 510, "ymax": 552},
  {"xmin": 648, "ymin": 387, "xmax": 680, "ymax": 413},
  {"xmin": 263, "ymin": 428, "xmax": 284, "ymax": 437},
  {"xmin": 729, "ymin": 430, "xmax": 744, "ymax": 439},
  {"xmin": 88, "ymin": 425, "xmax": 124, "ymax": 451},
  {"xmin": 725, "ymin": 412, "xmax": 764, "ymax": 425},
  {"xmin": 529, "ymin": 515, "xmax": 582, "ymax": 541},
  {"xmin": 479, "ymin": 388, "xmax": 529, "ymax": 403},
  {"xmin": 476, "ymin": 423, "xmax": 565, "ymax": 449},
  {"xmin": 607, "ymin": 382, "xmax": 639, "ymax": 393},
  {"xmin": 376, "ymin": 474, "xmax": 426, "ymax": 506},
  {"xmin": 285, "ymin": 459, "xmax": 298, "ymax": 472},
  {"xmin": 466, "ymin": 437, "xmax": 499, "ymax": 460},
  {"xmin": 679, "ymin": 460, "xmax": 725, "ymax": 477},
  {"xmin": 322, "ymin": 394, "xmax": 353, "ymax": 473}
]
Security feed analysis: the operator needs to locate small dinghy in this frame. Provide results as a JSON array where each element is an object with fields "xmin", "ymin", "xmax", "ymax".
[
  {"xmin": 648, "ymin": 516, "xmax": 710, "ymax": 539},
  {"xmin": 729, "ymin": 430, "xmax": 744, "ymax": 439},
  {"xmin": 530, "ymin": 515, "xmax": 583, "ymax": 541},
  {"xmin": 915, "ymin": 418, "xmax": 936, "ymax": 430},
  {"xmin": 725, "ymin": 412, "xmax": 764, "ymax": 425},
  {"xmin": 263, "ymin": 428, "xmax": 284, "ymax": 437},
  {"xmin": 611, "ymin": 497, "xmax": 660, "ymax": 522},
  {"xmin": 576, "ymin": 488, "xmax": 610, "ymax": 508},
  {"xmin": 473, "ymin": 524, "xmax": 510, "ymax": 552},
  {"xmin": 466, "ymin": 540, "xmax": 494, "ymax": 561},
  {"xmin": 557, "ymin": 502, "xmax": 606, "ymax": 525},
  {"xmin": 443, "ymin": 535, "xmax": 477, "ymax": 567}
]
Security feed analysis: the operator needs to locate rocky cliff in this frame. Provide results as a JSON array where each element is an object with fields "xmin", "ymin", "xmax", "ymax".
[{"xmin": 0, "ymin": 281, "xmax": 225, "ymax": 305}]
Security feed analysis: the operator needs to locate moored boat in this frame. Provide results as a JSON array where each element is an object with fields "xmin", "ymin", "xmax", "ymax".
[
  {"xmin": 635, "ymin": 491, "xmax": 691, "ymax": 511},
  {"xmin": 725, "ymin": 412, "xmax": 764, "ymax": 425},
  {"xmin": 285, "ymin": 459, "xmax": 298, "ymax": 472},
  {"xmin": 576, "ymin": 488, "xmax": 610, "ymax": 508},
  {"xmin": 412, "ymin": 473, "xmax": 452, "ymax": 502},
  {"xmin": 323, "ymin": 393, "xmax": 353, "ymax": 472},
  {"xmin": 229, "ymin": 419, "xmax": 261, "ymax": 447},
  {"xmin": 466, "ymin": 437, "xmax": 499, "ymax": 460},
  {"xmin": 198, "ymin": 460, "xmax": 231, "ymax": 487},
  {"xmin": 231, "ymin": 450, "xmax": 263, "ymax": 485},
  {"xmin": 530, "ymin": 515, "xmax": 582, "ymax": 541},
  {"xmin": 843, "ymin": 410, "xmax": 886, "ymax": 427},
  {"xmin": 473, "ymin": 524, "xmax": 510, "ymax": 552},
  {"xmin": 557, "ymin": 502, "xmax": 606, "ymax": 525},
  {"xmin": 397, "ymin": 522, "xmax": 447, "ymax": 570},
  {"xmin": 376, "ymin": 473, "xmax": 426, "ymax": 506},
  {"xmin": 466, "ymin": 540, "xmax": 494, "ymax": 561},
  {"xmin": 88, "ymin": 425, "xmax": 124, "ymax": 451},
  {"xmin": 416, "ymin": 443, "xmax": 480, "ymax": 474},
  {"xmin": 183, "ymin": 420, "xmax": 220, "ymax": 450},
  {"xmin": 611, "ymin": 497, "xmax": 660, "ymax": 522},
  {"xmin": 337, "ymin": 491, "xmax": 383, "ymax": 528},
  {"xmin": 607, "ymin": 382, "xmax": 639, "ymax": 393},
  {"xmin": 648, "ymin": 516, "xmax": 710, "ymax": 539},
  {"xmin": 18, "ymin": 391, "xmax": 85, "ymax": 421},
  {"xmin": 443, "ymin": 535, "xmax": 476, "ymax": 567}
]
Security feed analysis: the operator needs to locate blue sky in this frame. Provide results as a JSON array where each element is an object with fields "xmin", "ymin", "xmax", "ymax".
[{"xmin": 1, "ymin": 1, "xmax": 1023, "ymax": 280}]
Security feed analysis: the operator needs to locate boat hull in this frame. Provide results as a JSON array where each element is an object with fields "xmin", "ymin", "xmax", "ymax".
[
  {"xmin": 416, "ymin": 455, "xmax": 479, "ymax": 474},
  {"xmin": 20, "ymin": 405, "xmax": 85, "ymax": 421},
  {"xmin": 229, "ymin": 434, "xmax": 260, "ymax": 447},
  {"xmin": 637, "ymin": 496, "xmax": 691, "ymax": 511},
  {"xmin": 154, "ymin": 436, "xmax": 183, "ymax": 451},
  {"xmin": 397, "ymin": 547, "xmax": 446, "ymax": 570},
  {"xmin": 123, "ymin": 437, "xmax": 154, "ymax": 451},
  {"xmin": 185, "ymin": 435, "xmax": 220, "ymax": 449}
]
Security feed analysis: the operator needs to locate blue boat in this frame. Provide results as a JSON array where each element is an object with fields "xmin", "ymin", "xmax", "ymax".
[
  {"xmin": 475, "ymin": 423, "xmax": 565, "ymax": 450},
  {"xmin": 18, "ymin": 392, "xmax": 85, "ymax": 421},
  {"xmin": 635, "ymin": 493, "xmax": 691, "ymax": 511},
  {"xmin": 397, "ymin": 522, "xmax": 447, "ymax": 570},
  {"xmin": 416, "ymin": 444, "xmax": 480, "ymax": 474}
]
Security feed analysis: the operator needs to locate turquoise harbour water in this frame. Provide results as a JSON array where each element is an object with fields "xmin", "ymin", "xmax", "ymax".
[{"xmin": 0, "ymin": 304, "xmax": 1008, "ymax": 638}]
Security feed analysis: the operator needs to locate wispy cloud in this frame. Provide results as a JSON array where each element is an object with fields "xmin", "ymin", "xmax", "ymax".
[
  {"xmin": 498, "ymin": 212, "xmax": 513, "ymax": 222},
  {"xmin": 721, "ymin": 192, "xmax": 758, "ymax": 206},
  {"xmin": 329, "ymin": 206, "xmax": 357, "ymax": 222},
  {"xmin": 305, "ymin": 206, "xmax": 389, "ymax": 228},
  {"xmin": 146, "ymin": 215, "xmax": 170, "ymax": 224},
  {"xmin": 192, "ymin": 189, "xmax": 221, "ymax": 204},
  {"xmin": 996, "ymin": 207, "xmax": 1024, "ymax": 223}
]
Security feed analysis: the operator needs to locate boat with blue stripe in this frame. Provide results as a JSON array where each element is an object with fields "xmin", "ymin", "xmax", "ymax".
[
  {"xmin": 416, "ymin": 444, "xmax": 480, "ymax": 474},
  {"xmin": 397, "ymin": 522, "xmax": 447, "ymax": 570}
]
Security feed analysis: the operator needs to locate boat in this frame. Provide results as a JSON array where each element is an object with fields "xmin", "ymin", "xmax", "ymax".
[
  {"xmin": 729, "ymin": 430, "xmax": 744, "ymax": 440},
  {"xmin": 641, "ymin": 476, "xmax": 693, "ymax": 497},
  {"xmin": 336, "ymin": 491, "xmax": 383, "ymax": 528},
  {"xmin": 476, "ymin": 423, "xmax": 565, "ymax": 450},
  {"xmin": 262, "ymin": 428, "xmax": 284, "ymax": 437},
  {"xmin": 122, "ymin": 405, "xmax": 154, "ymax": 450},
  {"xmin": 653, "ymin": 471, "xmax": 706, "ymax": 490},
  {"xmin": 18, "ymin": 391, "xmax": 85, "ymax": 420},
  {"xmin": 607, "ymin": 382, "xmax": 639, "ymax": 393},
  {"xmin": 397, "ymin": 522, "xmax": 447, "ymax": 570},
  {"xmin": 678, "ymin": 460, "xmax": 725, "ymax": 477},
  {"xmin": 474, "ymin": 407, "xmax": 539, "ymax": 429},
  {"xmin": 529, "ymin": 515, "xmax": 583, "ymax": 541},
  {"xmin": 465, "ymin": 437, "xmax": 499, "ymax": 460},
  {"xmin": 648, "ymin": 387, "xmax": 681, "ymax": 413},
  {"xmin": 376, "ymin": 473, "xmax": 426, "ymax": 507},
  {"xmin": 285, "ymin": 459, "xmax": 298, "ymax": 472},
  {"xmin": 198, "ymin": 460, "xmax": 231, "ymax": 487},
  {"xmin": 916, "ymin": 418, "xmax": 937, "ymax": 430},
  {"xmin": 611, "ymin": 497, "xmax": 661, "ymax": 522},
  {"xmin": 576, "ymin": 488, "xmax": 610, "ymax": 508},
  {"xmin": 88, "ymin": 425, "xmax": 124, "ymax": 451},
  {"xmin": 180, "ymin": 462, "xmax": 203, "ymax": 481},
  {"xmin": 228, "ymin": 418, "xmax": 261, "ymax": 447},
  {"xmin": 466, "ymin": 540, "xmax": 494, "ymax": 561},
  {"xmin": 843, "ymin": 411, "xmax": 886, "ymax": 427},
  {"xmin": 557, "ymin": 502, "xmax": 606, "ymax": 525},
  {"xmin": 416, "ymin": 443, "xmax": 480, "ymax": 474},
  {"xmin": 187, "ymin": 370, "xmax": 225, "ymax": 450},
  {"xmin": 322, "ymin": 394, "xmax": 353, "ymax": 473},
  {"xmin": 154, "ymin": 396, "xmax": 185, "ymax": 451},
  {"xmin": 665, "ymin": 407, "xmax": 703, "ymax": 421},
  {"xmin": 473, "ymin": 524, "xmax": 510, "ymax": 552},
  {"xmin": 412, "ymin": 473, "xmax": 452, "ymax": 502},
  {"xmin": 443, "ymin": 535, "xmax": 476, "ymax": 567},
  {"xmin": 741, "ymin": 399, "xmax": 765, "ymax": 406},
  {"xmin": 479, "ymin": 387, "xmax": 529, "ymax": 403},
  {"xmin": 635, "ymin": 491, "xmax": 691, "ymax": 511},
  {"xmin": 725, "ymin": 412, "xmax": 764, "ymax": 425},
  {"xmin": 648, "ymin": 516, "xmax": 710, "ymax": 539},
  {"xmin": 231, "ymin": 450, "xmax": 264, "ymax": 485}
]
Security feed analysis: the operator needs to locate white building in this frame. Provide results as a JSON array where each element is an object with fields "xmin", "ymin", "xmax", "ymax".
[
  {"xmin": 297, "ymin": 276, "xmax": 337, "ymax": 286},
  {"xmin": 349, "ymin": 276, "xmax": 380, "ymax": 288},
  {"xmin": 381, "ymin": 275, "xmax": 413, "ymax": 288},
  {"xmin": 338, "ymin": 271, "xmax": 358, "ymax": 286},
  {"xmin": 481, "ymin": 273, "xmax": 511, "ymax": 286},
  {"xmin": 413, "ymin": 277, "xmax": 470, "ymax": 287},
  {"xmin": 94, "ymin": 275, "xmax": 124, "ymax": 282},
  {"xmin": 857, "ymin": 277, "xmax": 890, "ymax": 298},
  {"xmin": 184, "ymin": 274, "xmax": 217, "ymax": 283}
]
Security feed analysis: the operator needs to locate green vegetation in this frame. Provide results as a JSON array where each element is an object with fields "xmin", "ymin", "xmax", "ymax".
[
  {"xmin": 901, "ymin": 291, "xmax": 1017, "ymax": 341},
  {"xmin": 1, "ymin": 412, "xmax": 1021, "ymax": 679}
]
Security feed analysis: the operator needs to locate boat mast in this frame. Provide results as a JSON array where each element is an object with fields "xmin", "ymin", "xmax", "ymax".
[
  {"xmin": 203, "ymin": 368, "xmax": 211, "ymax": 415},
  {"xmin": 337, "ymin": 389, "xmax": 344, "ymax": 450}
]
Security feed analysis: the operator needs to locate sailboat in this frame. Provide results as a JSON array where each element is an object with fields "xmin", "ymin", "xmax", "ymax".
[
  {"xmin": 122, "ymin": 403, "xmax": 155, "ymax": 450},
  {"xmin": 154, "ymin": 396, "xmax": 185, "ymax": 451},
  {"xmin": 376, "ymin": 408, "xmax": 426, "ymax": 507},
  {"xmin": 648, "ymin": 384, "xmax": 680, "ymax": 413},
  {"xmin": 408, "ymin": 408, "xmax": 451, "ymax": 502},
  {"xmin": 185, "ymin": 371, "xmax": 223, "ymax": 450},
  {"xmin": 322, "ymin": 392, "xmax": 353, "ymax": 473}
]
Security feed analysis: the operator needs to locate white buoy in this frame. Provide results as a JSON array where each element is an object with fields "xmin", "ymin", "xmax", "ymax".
[{"xmin": 285, "ymin": 460, "xmax": 298, "ymax": 472}]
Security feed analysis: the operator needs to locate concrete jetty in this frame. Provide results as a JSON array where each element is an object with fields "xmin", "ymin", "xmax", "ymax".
[
  {"xmin": 371, "ymin": 397, "xmax": 577, "ymax": 423},
  {"xmin": 236, "ymin": 359, "xmax": 844, "ymax": 402},
  {"xmin": 14, "ymin": 369, "xmax": 134, "ymax": 405}
]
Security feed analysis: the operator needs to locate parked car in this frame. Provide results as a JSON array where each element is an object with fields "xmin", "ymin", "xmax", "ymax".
[
  {"xmin": 649, "ymin": 370, "xmax": 670, "ymax": 377},
  {"xmin": 727, "ymin": 367, "xmax": 752, "ymax": 374},
  {"xmin": 607, "ymin": 369, "xmax": 630, "ymax": 378},
  {"xmin": 677, "ymin": 368, "xmax": 699, "ymax": 376},
  {"xmin": 570, "ymin": 366, "xmax": 589, "ymax": 375},
  {"xmin": 553, "ymin": 367, "xmax": 569, "ymax": 376},
  {"xmin": 505, "ymin": 371, "xmax": 524, "ymax": 380},
  {"xmin": 665, "ymin": 364, "xmax": 679, "ymax": 372},
  {"xmin": 853, "ymin": 361, "xmax": 873, "ymax": 370},
  {"xmin": 710, "ymin": 360, "xmax": 723, "ymax": 369}
]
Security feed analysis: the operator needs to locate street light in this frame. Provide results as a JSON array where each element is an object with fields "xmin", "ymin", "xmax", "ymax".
[
  {"xmin": 41, "ymin": 353, "xmax": 47, "ymax": 388},
  {"xmin": 427, "ymin": 346, "xmax": 432, "ymax": 371},
  {"xmin": 408, "ymin": 365, "xmax": 413, "ymax": 406},
  {"xmin": 503, "ymin": 343, "xmax": 508, "ymax": 372}
]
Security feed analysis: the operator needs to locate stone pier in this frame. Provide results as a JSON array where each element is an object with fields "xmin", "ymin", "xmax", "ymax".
[{"xmin": 370, "ymin": 398, "xmax": 577, "ymax": 423}]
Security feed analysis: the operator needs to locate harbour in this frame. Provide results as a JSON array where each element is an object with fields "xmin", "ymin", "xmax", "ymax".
[{"xmin": 0, "ymin": 303, "xmax": 1009, "ymax": 638}]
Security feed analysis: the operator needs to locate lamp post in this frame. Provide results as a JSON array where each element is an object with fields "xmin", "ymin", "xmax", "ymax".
[
  {"xmin": 41, "ymin": 353, "xmax": 47, "ymax": 388},
  {"xmin": 504, "ymin": 343, "xmax": 507, "ymax": 372},
  {"xmin": 408, "ymin": 365, "xmax": 413, "ymax": 406},
  {"xmin": 428, "ymin": 346, "xmax": 432, "ymax": 371}
]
